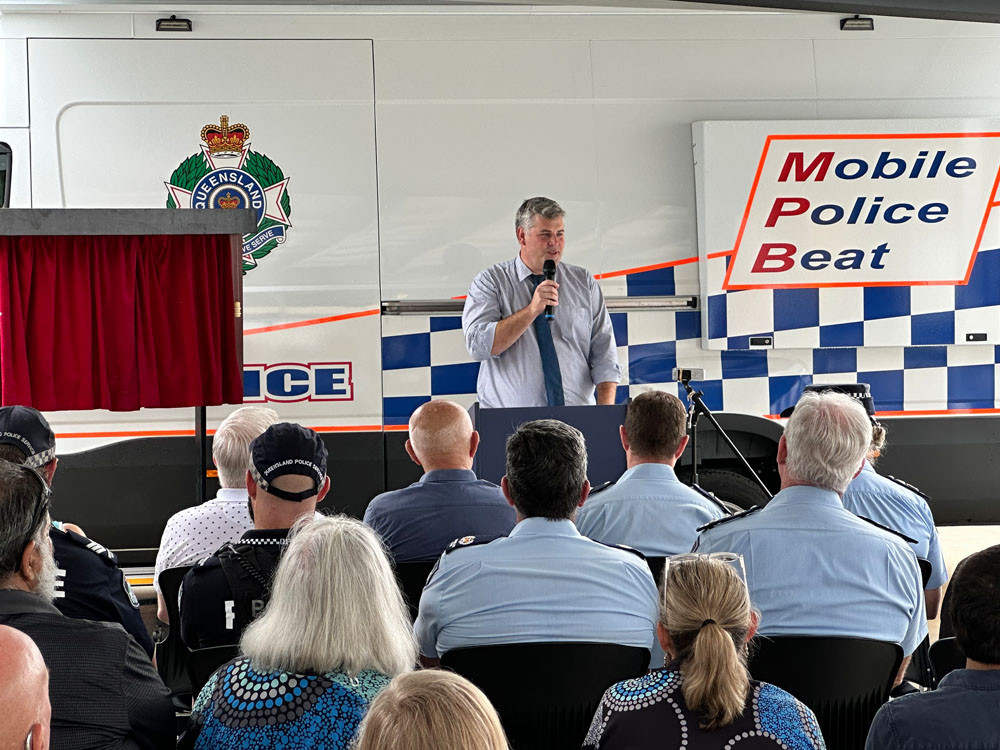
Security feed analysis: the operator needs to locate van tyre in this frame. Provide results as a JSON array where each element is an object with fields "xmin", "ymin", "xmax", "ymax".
[{"xmin": 689, "ymin": 468, "xmax": 771, "ymax": 511}]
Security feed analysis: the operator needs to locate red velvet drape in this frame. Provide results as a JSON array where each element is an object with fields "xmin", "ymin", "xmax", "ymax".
[{"xmin": 0, "ymin": 234, "xmax": 242, "ymax": 411}]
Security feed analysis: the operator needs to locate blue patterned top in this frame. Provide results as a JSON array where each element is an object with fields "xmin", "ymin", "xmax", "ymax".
[
  {"xmin": 189, "ymin": 657, "xmax": 391, "ymax": 749},
  {"xmin": 584, "ymin": 667, "xmax": 826, "ymax": 750}
]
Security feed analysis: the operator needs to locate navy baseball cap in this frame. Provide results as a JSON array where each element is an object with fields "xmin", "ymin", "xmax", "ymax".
[
  {"xmin": 249, "ymin": 422, "xmax": 328, "ymax": 502},
  {"xmin": 0, "ymin": 406, "xmax": 56, "ymax": 469},
  {"xmin": 779, "ymin": 383, "xmax": 878, "ymax": 421}
]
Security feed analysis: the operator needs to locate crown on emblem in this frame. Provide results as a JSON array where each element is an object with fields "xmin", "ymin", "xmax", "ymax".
[
  {"xmin": 217, "ymin": 192, "xmax": 240, "ymax": 209},
  {"xmin": 200, "ymin": 115, "xmax": 249, "ymax": 157}
]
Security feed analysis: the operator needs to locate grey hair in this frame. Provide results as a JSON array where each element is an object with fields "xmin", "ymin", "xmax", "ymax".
[
  {"xmin": 241, "ymin": 514, "xmax": 416, "ymax": 678},
  {"xmin": 212, "ymin": 406, "xmax": 279, "ymax": 488},
  {"xmin": 505, "ymin": 419, "xmax": 587, "ymax": 520},
  {"xmin": 784, "ymin": 391, "xmax": 872, "ymax": 494},
  {"xmin": 515, "ymin": 197, "xmax": 565, "ymax": 233},
  {"xmin": 0, "ymin": 459, "xmax": 49, "ymax": 580}
]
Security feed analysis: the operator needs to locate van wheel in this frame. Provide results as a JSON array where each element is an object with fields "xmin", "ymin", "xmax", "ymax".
[{"xmin": 687, "ymin": 468, "xmax": 772, "ymax": 511}]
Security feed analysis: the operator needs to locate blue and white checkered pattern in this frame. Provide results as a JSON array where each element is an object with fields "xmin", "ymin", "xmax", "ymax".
[{"xmin": 381, "ymin": 252, "xmax": 1000, "ymax": 424}]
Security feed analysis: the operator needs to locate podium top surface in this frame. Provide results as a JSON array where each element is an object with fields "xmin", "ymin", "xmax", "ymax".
[{"xmin": 0, "ymin": 208, "xmax": 256, "ymax": 236}]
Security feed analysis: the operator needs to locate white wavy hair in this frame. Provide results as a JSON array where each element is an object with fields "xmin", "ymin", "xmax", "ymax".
[
  {"xmin": 241, "ymin": 514, "xmax": 416, "ymax": 677},
  {"xmin": 212, "ymin": 406, "xmax": 279, "ymax": 487},
  {"xmin": 784, "ymin": 391, "xmax": 872, "ymax": 494}
]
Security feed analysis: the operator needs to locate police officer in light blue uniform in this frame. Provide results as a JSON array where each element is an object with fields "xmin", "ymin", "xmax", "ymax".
[
  {"xmin": 695, "ymin": 389, "xmax": 926, "ymax": 663},
  {"xmin": 414, "ymin": 419, "xmax": 658, "ymax": 662},
  {"xmin": 577, "ymin": 390, "xmax": 726, "ymax": 556},
  {"xmin": 836, "ymin": 384, "xmax": 948, "ymax": 617}
]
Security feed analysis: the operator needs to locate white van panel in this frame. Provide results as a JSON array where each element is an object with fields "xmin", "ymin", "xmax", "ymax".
[
  {"xmin": 0, "ymin": 40, "xmax": 28, "ymax": 127},
  {"xmin": 27, "ymin": 38, "xmax": 383, "ymax": 445}
]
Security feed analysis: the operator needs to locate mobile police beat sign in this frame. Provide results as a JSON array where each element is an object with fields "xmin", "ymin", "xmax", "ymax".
[{"xmin": 695, "ymin": 122, "xmax": 1000, "ymax": 290}]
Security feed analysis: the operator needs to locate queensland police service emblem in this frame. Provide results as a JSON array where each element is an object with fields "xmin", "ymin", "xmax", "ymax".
[{"xmin": 165, "ymin": 115, "xmax": 292, "ymax": 273}]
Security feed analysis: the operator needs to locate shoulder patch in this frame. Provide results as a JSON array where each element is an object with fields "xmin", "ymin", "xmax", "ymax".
[
  {"xmin": 595, "ymin": 541, "xmax": 646, "ymax": 561},
  {"xmin": 885, "ymin": 475, "xmax": 931, "ymax": 501},
  {"xmin": 51, "ymin": 525, "xmax": 118, "ymax": 566},
  {"xmin": 588, "ymin": 480, "xmax": 615, "ymax": 496},
  {"xmin": 689, "ymin": 483, "xmax": 734, "ymax": 515},
  {"xmin": 697, "ymin": 505, "xmax": 761, "ymax": 533},
  {"xmin": 857, "ymin": 515, "xmax": 919, "ymax": 545},
  {"xmin": 445, "ymin": 534, "xmax": 506, "ymax": 553}
]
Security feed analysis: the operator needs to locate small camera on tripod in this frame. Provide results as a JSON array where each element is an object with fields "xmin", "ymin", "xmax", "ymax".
[{"xmin": 672, "ymin": 367, "xmax": 705, "ymax": 385}]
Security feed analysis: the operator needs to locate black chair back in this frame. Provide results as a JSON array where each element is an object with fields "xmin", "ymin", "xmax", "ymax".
[
  {"xmin": 748, "ymin": 636, "xmax": 902, "ymax": 750},
  {"xmin": 394, "ymin": 560, "xmax": 436, "ymax": 620},
  {"xmin": 441, "ymin": 642, "xmax": 649, "ymax": 750},
  {"xmin": 154, "ymin": 565, "xmax": 194, "ymax": 699},
  {"xmin": 645, "ymin": 556, "xmax": 666, "ymax": 586},
  {"xmin": 929, "ymin": 637, "xmax": 965, "ymax": 685},
  {"xmin": 188, "ymin": 645, "xmax": 240, "ymax": 698}
]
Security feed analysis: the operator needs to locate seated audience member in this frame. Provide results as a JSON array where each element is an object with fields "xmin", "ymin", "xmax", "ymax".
[
  {"xmin": 0, "ymin": 406, "xmax": 154, "ymax": 656},
  {"xmin": 0, "ymin": 460, "xmax": 173, "ymax": 749},
  {"xmin": 834, "ymin": 384, "xmax": 947, "ymax": 617},
  {"xmin": 155, "ymin": 405, "xmax": 279, "ymax": 622},
  {"xmin": 576, "ymin": 390, "xmax": 726, "ymax": 556},
  {"xmin": 180, "ymin": 422, "xmax": 330, "ymax": 648},
  {"xmin": 866, "ymin": 543, "xmax": 1000, "ymax": 749},
  {"xmin": 695, "ymin": 390, "xmax": 926, "ymax": 684},
  {"xmin": 0, "ymin": 624, "xmax": 50, "ymax": 750},
  {"xmin": 585, "ymin": 556, "xmax": 824, "ymax": 749},
  {"xmin": 363, "ymin": 400, "xmax": 514, "ymax": 563},
  {"xmin": 414, "ymin": 419, "xmax": 658, "ymax": 667},
  {"xmin": 181, "ymin": 514, "xmax": 416, "ymax": 750},
  {"xmin": 355, "ymin": 670, "xmax": 508, "ymax": 750}
]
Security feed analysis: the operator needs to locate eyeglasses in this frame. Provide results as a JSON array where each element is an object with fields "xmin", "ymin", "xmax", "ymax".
[
  {"xmin": 662, "ymin": 552, "xmax": 747, "ymax": 599},
  {"xmin": 18, "ymin": 464, "xmax": 52, "ymax": 560}
]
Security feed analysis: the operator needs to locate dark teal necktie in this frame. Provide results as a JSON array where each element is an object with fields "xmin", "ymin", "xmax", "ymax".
[{"xmin": 529, "ymin": 274, "xmax": 565, "ymax": 407}]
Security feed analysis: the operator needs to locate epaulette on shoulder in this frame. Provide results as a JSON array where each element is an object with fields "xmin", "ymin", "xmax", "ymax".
[
  {"xmin": 857, "ymin": 516, "xmax": 919, "ymax": 545},
  {"xmin": 689, "ymin": 484, "xmax": 733, "ymax": 515},
  {"xmin": 52, "ymin": 525, "xmax": 118, "ymax": 565},
  {"xmin": 445, "ymin": 534, "xmax": 506, "ymax": 554},
  {"xmin": 595, "ymin": 541, "xmax": 646, "ymax": 561},
  {"xmin": 697, "ymin": 506, "xmax": 760, "ymax": 533},
  {"xmin": 588, "ymin": 480, "xmax": 616, "ymax": 496},
  {"xmin": 885, "ymin": 475, "xmax": 931, "ymax": 501}
]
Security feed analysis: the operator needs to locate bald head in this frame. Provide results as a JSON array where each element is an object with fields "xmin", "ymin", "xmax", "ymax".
[
  {"xmin": 0, "ymin": 625, "xmax": 49, "ymax": 750},
  {"xmin": 406, "ymin": 401, "xmax": 478, "ymax": 471}
]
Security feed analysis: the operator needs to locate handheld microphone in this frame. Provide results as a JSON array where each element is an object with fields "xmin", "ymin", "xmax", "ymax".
[{"xmin": 543, "ymin": 259, "xmax": 556, "ymax": 321}]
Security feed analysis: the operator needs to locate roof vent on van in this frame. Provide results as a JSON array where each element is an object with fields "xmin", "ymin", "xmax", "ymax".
[{"xmin": 156, "ymin": 15, "xmax": 192, "ymax": 32}]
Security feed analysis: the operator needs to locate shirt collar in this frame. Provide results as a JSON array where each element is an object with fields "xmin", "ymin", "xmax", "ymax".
[
  {"xmin": 214, "ymin": 488, "xmax": 249, "ymax": 503},
  {"xmin": 514, "ymin": 254, "xmax": 535, "ymax": 282},
  {"xmin": 509, "ymin": 517, "xmax": 582, "ymax": 538},
  {"xmin": 766, "ymin": 484, "xmax": 845, "ymax": 510},
  {"xmin": 861, "ymin": 460, "xmax": 877, "ymax": 475},
  {"xmin": 0, "ymin": 589, "xmax": 62, "ymax": 616},
  {"xmin": 618, "ymin": 463, "xmax": 679, "ymax": 482},
  {"xmin": 939, "ymin": 668, "xmax": 1000, "ymax": 690},
  {"xmin": 420, "ymin": 469, "xmax": 478, "ymax": 483}
]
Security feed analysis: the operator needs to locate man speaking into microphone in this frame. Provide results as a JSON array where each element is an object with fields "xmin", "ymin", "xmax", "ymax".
[{"xmin": 463, "ymin": 197, "xmax": 621, "ymax": 408}]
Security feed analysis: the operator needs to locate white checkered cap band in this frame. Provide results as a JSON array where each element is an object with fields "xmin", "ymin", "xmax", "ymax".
[
  {"xmin": 249, "ymin": 461, "xmax": 269, "ymax": 491},
  {"xmin": 24, "ymin": 446, "xmax": 56, "ymax": 470}
]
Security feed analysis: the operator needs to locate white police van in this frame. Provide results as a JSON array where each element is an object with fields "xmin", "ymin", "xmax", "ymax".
[{"xmin": 1, "ymin": 1, "xmax": 998, "ymax": 563}]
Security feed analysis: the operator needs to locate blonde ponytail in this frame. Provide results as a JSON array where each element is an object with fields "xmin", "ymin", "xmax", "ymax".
[{"xmin": 661, "ymin": 559, "xmax": 751, "ymax": 730}]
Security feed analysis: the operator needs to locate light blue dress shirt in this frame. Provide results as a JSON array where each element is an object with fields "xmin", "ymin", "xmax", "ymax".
[
  {"xmin": 413, "ymin": 517, "xmax": 658, "ymax": 658},
  {"xmin": 842, "ymin": 461, "xmax": 948, "ymax": 590},
  {"xmin": 462, "ymin": 256, "xmax": 622, "ymax": 408},
  {"xmin": 576, "ymin": 463, "xmax": 727, "ymax": 557},
  {"xmin": 694, "ymin": 485, "xmax": 927, "ymax": 657},
  {"xmin": 362, "ymin": 469, "xmax": 515, "ymax": 563}
]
